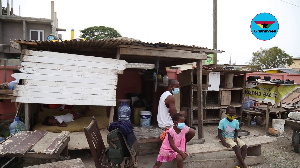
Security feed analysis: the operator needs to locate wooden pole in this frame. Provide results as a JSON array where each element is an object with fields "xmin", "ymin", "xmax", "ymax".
[
  {"xmin": 213, "ymin": 0, "xmax": 217, "ymax": 64},
  {"xmin": 4, "ymin": 60, "xmax": 7, "ymax": 83},
  {"xmin": 116, "ymin": 48, "xmax": 120, "ymax": 60},
  {"xmin": 197, "ymin": 60, "xmax": 203, "ymax": 139},
  {"xmin": 25, "ymin": 103, "xmax": 30, "ymax": 130},
  {"xmin": 109, "ymin": 106, "xmax": 114, "ymax": 124},
  {"xmin": 0, "ymin": 0, "xmax": 2, "ymax": 16},
  {"xmin": 266, "ymin": 102, "xmax": 270, "ymax": 129}
]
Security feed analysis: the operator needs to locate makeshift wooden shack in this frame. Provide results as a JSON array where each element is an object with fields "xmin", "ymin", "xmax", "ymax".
[
  {"xmin": 178, "ymin": 68, "xmax": 250, "ymax": 126},
  {"xmin": 10, "ymin": 38, "xmax": 222, "ymax": 147}
]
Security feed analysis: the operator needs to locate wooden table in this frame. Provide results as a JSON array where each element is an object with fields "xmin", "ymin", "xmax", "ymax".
[
  {"xmin": 244, "ymin": 105, "xmax": 287, "ymax": 129},
  {"xmin": 0, "ymin": 130, "xmax": 70, "ymax": 161},
  {"xmin": 243, "ymin": 109, "xmax": 266, "ymax": 127}
]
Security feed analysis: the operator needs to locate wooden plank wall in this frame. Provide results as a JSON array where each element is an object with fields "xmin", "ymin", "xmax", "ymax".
[{"xmin": 11, "ymin": 50, "xmax": 127, "ymax": 106}]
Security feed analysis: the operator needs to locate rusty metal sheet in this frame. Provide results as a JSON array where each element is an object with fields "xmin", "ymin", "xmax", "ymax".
[
  {"xmin": 44, "ymin": 131, "xmax": 70, "ymax": 155},
  {"xmin": 0, "ymin": 131, "xmax": 31, "ymax": 155},
  {"xmin": 9, "ymin": 130, "xmax": 47, "ymax": 155}
]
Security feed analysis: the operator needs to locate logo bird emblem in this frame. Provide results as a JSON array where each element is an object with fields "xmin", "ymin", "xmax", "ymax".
[{"xmin": 254, "ymin": 21, "xmax": 275, "ymax": 29}]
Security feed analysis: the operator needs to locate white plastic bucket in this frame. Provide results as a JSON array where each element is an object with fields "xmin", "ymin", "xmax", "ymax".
[
  {"xmin": 140, "ymin": 111, "xmax": 151, "ymax": 127},
  {"xmin": 272, "ymin": 119, "xmax": 285, "ymax": 134}
]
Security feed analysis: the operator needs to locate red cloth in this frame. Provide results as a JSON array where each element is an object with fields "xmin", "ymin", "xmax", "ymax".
[{"xmin": 160, "ymin": 128, "xmax": 170, "ymax": 141}]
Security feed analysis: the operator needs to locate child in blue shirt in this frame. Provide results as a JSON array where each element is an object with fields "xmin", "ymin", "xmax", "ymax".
[{"xmin": 218, "ymin": 106, "xmax": 248, "ymax": 168}]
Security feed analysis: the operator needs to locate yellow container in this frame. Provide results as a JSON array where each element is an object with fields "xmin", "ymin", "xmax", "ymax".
[{"xmin": 265, "ymin": 70, "xmax": 279, "ymax": 73}]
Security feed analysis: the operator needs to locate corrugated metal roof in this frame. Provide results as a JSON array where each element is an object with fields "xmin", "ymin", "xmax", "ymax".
[
  {"xmin": 16, "ymin": 37, "xmax": 223, "ymax": 53},
  {"xmin": 280, "ymin": 69, "xmax": 300, "ymax": 74},
  {"xmin": 14, "ymin": 38, "xmax": 223, "ymax": 67}
]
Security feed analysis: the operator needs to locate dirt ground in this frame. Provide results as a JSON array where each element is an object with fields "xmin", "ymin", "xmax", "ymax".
[
  {"xmin": 2, "ymin": 123, "xmax": 300, "ymax": 168},
  {"xmin": 202, "ymin": 124, "xmax": 300, "ymax": 168},
  {"xmin": 250, "ymin": 125, "xmax": 300, "ymax": 168}
]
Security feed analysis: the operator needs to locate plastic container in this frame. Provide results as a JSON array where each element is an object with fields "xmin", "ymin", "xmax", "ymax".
[
  {"xmin": 140, "ymin": 111, "xmax": 151, "ymax": 127},
  {"xmin": 118, "ymin": 101, "xmax": 131, "ymax": 121},
  {"xmin": 133, "ymin": 107, "xmax": 145, "ymax": 125},
  {"xmin": 288, "ymin": 112, "xmax": 300, "ymax": 120},
  {"xmin": 251, "ymin": 120, "xmax": 256, "ymax": 126},
  {"xmin": 8, "ymin": 79, "xmax": 19, "ymax": 90},
  {"xmin": 272, "ymin": 119, "xmax": 285, "ymax": 134},
  {"xmin": 9, "ymin": 117, "xmax": 25, "ymax": 135}
]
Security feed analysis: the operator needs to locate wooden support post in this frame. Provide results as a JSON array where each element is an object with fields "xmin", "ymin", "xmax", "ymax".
[
  {"xmin": 213, "ymin": 0, "xmax": 217, "ymax": 65},
  {"xmin": 266, "ymin": 102, "xmax": 271, "ymax": 129},
  {"xmin": 247, "ymin": 113, "xmax": 251, "ymax": 126},
  {"xmin": 25, "ymin": 103, "xmax": 30, "ymax": 131},
  {"xmin": 189, "ymin": 85, "xmax": 193, "ymax": 126},
  {"xmin": 109, "ymin": 106, "xmax": 114, "ymax": 124},
  {"xmin": 197, "ymin": 60, "xmax": 203, "ymax": 139},
  {"xmin": 116, "ymin": 47, "xmax": 120, "ymax": 60},
  {"xmin": 4, "ymin": 60, "xmax": 7, "ymax": 83}
]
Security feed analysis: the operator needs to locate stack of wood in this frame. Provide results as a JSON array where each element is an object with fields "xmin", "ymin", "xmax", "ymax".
[
  {"xmin": 0, "ymin": 83, "xmax": 8, "ymax": 89},
  {"xmin": 0, "ymin": 83, "xmax": 13, "ymax": 99}
]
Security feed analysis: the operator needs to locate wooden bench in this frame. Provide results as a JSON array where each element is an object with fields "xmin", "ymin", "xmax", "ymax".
[{"xmin": 0, "ymin": 130, "xmax": 70, "ymax": 162}]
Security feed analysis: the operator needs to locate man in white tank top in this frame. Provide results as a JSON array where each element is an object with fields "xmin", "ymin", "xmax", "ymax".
[
  {"xmin": 157, "ymin": 79, "xmax": 182, "ymax": 128},
  {"xmin": 157, "ymin": 79, "xmax": 195, "ymax": 142}
]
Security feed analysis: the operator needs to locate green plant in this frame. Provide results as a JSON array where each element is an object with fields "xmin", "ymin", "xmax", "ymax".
[{"xmin": 0, "ymin": 123, "xmax": 10, "ymax": 137}]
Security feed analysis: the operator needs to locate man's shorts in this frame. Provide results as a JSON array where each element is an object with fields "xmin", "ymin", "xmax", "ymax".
[{"xmin": 224, "ymin": 137, "xmax": 246, "ymax": 148}]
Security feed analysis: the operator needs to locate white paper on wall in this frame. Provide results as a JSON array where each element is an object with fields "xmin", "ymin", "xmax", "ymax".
[{"xmin": 208, "ymin": 72, "xmax": 220, "ymax": 91}]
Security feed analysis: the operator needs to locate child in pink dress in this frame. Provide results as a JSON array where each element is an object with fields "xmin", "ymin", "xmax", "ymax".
[{"xmin": 153, "ymin": 113, "xmax": 189, "ymax": 168}]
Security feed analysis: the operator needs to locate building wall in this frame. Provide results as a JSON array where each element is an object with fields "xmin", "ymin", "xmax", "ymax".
[
  {"xmin": 2, "ymin": 21, "xmax": 23, "ymax": 44},
  {"xmin": 116, "ymin": 69, "xmax": 142, "ymax": 99},
  {"xmin": 0, "ymin": 21, "xmax": 3, "ymax": 44},
  {"xmin": 0, "ymin": 67, "xmax": 17, "ymax": 120},
  {"xmin": 27, "ymin": 23, "xmax": 52, "ymax": 41},
  {"xmin": 288, "ymin": 59, "xmax": 300, "ymax": 70},
  {"xmin": 1, "ymin": 21, "xmax": 52, "ymax": 44},
  {"xmin": 0, "ymin": 99, "xmax": 16, "ymax": 120},
  {"xmin": 0, "ymin": 20, "xmax": 52, "ymax": 55},
  {"xmin": 246, "ymin": 72, "xmax": 300, "ymax": 84}
]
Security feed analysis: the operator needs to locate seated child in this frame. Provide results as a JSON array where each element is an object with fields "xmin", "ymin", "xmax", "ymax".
[
  {"xmin": 153, "ymin": 113, "xmax": 190, "ymax": 168},
  {"xmin": 43, "ymin": 107, "xmax": 89, "ymax": 127},
  {"xmin": 218, "ymin": 106, "xmax": 248, "ymax": 168}
]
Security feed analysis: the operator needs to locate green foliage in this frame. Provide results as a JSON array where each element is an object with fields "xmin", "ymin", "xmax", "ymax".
[
  {"xmin": 0, "ymin": 123, "xmax": 10, "ymax": 137},
  {"xmin": 80, "ymin": 26, "xmax": 122, "ymax": 40},
  {"xmin": 249, "ymin": 47, "xmax": 294, "ymax": 71}
]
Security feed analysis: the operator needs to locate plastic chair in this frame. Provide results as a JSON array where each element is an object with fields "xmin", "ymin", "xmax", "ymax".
[{"xmin": 84, "ymin": 116, "xmax": 110, "ymax": 168}]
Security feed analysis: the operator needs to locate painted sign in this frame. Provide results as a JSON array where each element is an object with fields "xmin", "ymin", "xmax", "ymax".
[{"xmin": 245, "ymin": 83, "xmax": 300, "ymax": 105}]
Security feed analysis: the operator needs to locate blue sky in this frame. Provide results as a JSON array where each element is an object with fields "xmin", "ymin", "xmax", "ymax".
[{"xmin": 8, "ymin": 0, "xmax": 300, "ymax": 65}]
